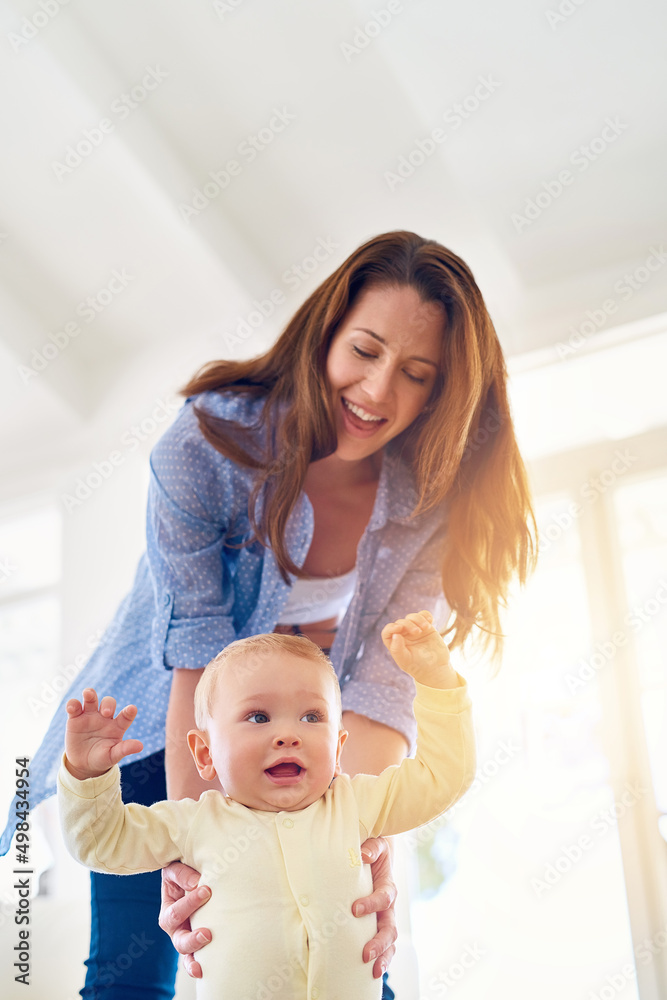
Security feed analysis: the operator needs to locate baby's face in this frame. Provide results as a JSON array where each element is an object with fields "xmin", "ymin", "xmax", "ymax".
[{"xmin": 189, "ymin": 652, "xmax": 347, "ymax": 812}]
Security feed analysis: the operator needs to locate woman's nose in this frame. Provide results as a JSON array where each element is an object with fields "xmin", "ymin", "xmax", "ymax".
[{"xmin": 362, "ymin": 357, "xmax": 394, "ymax": 401}]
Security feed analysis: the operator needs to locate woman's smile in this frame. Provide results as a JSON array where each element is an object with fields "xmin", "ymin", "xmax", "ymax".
[{"xmin": 340, "ymin": 396, "xmax": 388, "ymax": 436}]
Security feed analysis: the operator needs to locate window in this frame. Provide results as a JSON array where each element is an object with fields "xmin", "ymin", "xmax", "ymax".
[
  {"xmin": 0, "ymin": 501, "xmax": 61, "ymax": 915},
  {"xmin": 409, "ymin": 320, "xmax": 667, "ymax": 999}
]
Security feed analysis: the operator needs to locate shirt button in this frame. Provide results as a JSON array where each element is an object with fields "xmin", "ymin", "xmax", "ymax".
[
  {"xmin": 343, "ymin": 673, "xmax": 351, "ymax": 683},
  {"xmin": 162, "ymin": 593, "xmax": 171, "ymax": 607},
  {"xmin": 282, "ymin": 818, "xmax": 294, "ymax": 829},
  {"xmin": 299, "ymin": 894, "xmax": 309, "ymax": 906},
  {"xmin": 311, "ymin": 990, "xmax": 319, "ymax": 999}
]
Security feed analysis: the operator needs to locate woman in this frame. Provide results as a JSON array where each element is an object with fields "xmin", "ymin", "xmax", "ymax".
[{"xmin": 2, "ymin": 230, "xmax": 535, "ymax": 998}]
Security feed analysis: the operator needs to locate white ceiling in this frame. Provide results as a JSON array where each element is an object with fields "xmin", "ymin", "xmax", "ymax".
[{"xmin": 1, "ymin": 0, "xmax": 666, "ymax": 495}]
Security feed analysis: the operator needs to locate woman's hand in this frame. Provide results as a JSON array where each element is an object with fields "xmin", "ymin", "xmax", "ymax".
[
  {"xmin": 159, "ymin": 862, "xmax": 212, "ymax": 979},
  {"xmin": 353, "ymin": 837, "xmax": 398, "ymax": 980}
]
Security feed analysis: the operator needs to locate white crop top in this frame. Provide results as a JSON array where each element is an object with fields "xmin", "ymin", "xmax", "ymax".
[{"xmin": 277, "ymin": 568, "xmax": 358, "ymax": 625}]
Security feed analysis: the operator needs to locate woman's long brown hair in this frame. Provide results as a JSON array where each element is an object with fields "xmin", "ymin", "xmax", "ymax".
[{"xmin": 181, "ymin": 231, "xmax": 537, "ymax": 657}]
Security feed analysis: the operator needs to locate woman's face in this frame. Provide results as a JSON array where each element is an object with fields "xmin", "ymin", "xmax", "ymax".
[{"xmin": 326, "ymin": 284, "xmax": 444, "ymax": 464}]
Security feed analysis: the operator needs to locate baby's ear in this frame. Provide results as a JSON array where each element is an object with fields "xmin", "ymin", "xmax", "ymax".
[
  {"xmin": 187, "ymin": 731, "xmax": 217, "ymax": 782},
  {"xmin": 334, "ymin": 729, "xmax": 349, "ymax": 775}
]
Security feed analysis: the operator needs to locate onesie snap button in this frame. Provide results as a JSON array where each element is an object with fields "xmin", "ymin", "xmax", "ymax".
[
  {"xmin": 282, "ymin": 817, "xmax": 294, "ymax": 829},
  {"xmin": 299, "ymin": 894, "xmax": 309, "ymax": 906}
]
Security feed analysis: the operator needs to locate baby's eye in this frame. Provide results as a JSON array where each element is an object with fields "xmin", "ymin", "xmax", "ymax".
[
  {"xmin": 247, "ymin": 712, "xmax": 269, "ymax": 724},
  {"xmin": 300, "ymin": 711, "xmax": 324, "ymax": 723}
]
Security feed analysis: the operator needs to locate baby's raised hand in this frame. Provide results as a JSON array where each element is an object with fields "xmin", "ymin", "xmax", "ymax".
[
  {"xmin": 64, "ymin": 688, "xmax": 143, "ymax": 781},
  {"xmin": 381, "ymin": 611, "xmax": 456, "ymax": 689}
]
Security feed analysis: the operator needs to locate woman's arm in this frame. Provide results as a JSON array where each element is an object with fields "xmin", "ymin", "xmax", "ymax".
[
  {"xmin": 146, "ymin": 404, "xmax": 243, "ymax": 800},
  {"xmin": 160, "ymin": 671, "xmax": 220, "ymax": 979},
  {"xmin": 340, "ymin": 711, "xmax": 408, "ymax": 777},
  {"xmin": 165, "ymin": 668, "xmax": 222, "ymax": 801},
  {"xmin": 146, "ymin": 403, "xmax": 240, "ymax": 680}
]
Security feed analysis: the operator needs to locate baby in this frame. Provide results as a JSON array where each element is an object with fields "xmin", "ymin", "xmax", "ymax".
[{"xmin": 58, "ymin": 610, "xmax": 476, "ymax": 999}]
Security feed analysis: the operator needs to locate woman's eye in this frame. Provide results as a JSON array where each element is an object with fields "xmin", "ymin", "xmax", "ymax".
[
  {"xmin": 351, "ymin": 345, "xmax": 376, "ymax": 360},
  {"xmin": 352, "ymin": 344, "xmax": 427, "ymax": 384},
  {"xmin": 247, "ymin": 712, "xmax": 269, "ymax": 724}
]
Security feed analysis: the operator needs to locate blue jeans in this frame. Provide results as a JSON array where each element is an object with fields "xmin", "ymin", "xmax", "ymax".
[{"xmin": 80, "ymin": 750, "xmax": 395, "ymax": 999}]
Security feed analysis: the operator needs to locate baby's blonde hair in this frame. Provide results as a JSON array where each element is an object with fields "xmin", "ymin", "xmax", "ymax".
[{"xmin": 193, "ymin": 633, "xmax": 342, "ymax": 730}]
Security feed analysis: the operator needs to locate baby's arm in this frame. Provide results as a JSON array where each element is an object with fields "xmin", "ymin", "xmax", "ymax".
[
  {"xmin": 60, "ymin": 689, "xmax": 191, "ymax": 875},
  {"xmin": 64, "ymin": 687, "xmax": 144, "ymax": 780},
  {"xmin": 353, "ymin": 611, "xmax": 476, "ymax": 836}
]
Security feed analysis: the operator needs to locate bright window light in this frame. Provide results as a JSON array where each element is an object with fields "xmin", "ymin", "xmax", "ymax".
[{"xmin": 509, "ymin": 328, "xmax": 667, "ymax": 461}]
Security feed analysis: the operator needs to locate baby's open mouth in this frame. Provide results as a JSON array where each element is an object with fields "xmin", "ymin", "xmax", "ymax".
[{"xmin": 266, "ymin": 763, "xmax": 303, "ymax": 778}]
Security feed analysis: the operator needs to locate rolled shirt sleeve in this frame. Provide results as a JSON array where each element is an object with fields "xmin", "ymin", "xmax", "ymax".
[{"xmin": 146, "ymin": 398, "xmax": 248, "ymax": 670}]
